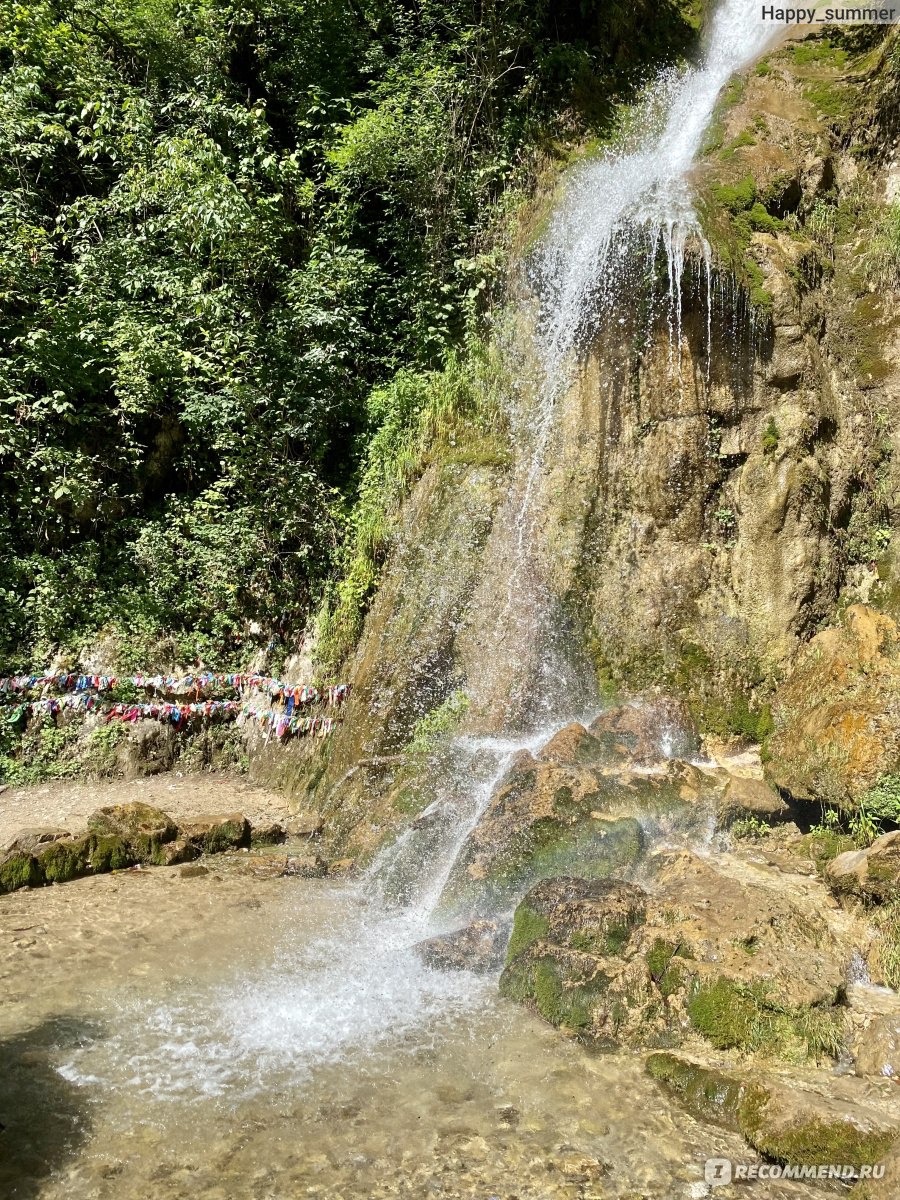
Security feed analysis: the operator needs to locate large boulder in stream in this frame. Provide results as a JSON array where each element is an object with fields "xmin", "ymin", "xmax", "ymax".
[
  {"xmin": 415, "ymin": 920, "xmax": 508, "ymax": 974},
  {"xmin": 647, "ymin": 1053, "xmax": 900, "ymax": 1172},
  {"xmin": 87, "ymin": 801, "xmax": 178, "ymax": 865},
  {"xmin": 500, "ymin": 851, "xmax": 851, "ymax": 1058}
]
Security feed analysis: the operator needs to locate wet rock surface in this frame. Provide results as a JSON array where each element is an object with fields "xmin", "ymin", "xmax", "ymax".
[
  {"xmin": 827, "ymin": 832, "xmax": 900, "ymax": 903},
  {"xmin": 500, "ymin": 849, "xmax": 851, "ymax": 1054},
  {"xmin": 416, "ymin": 920, "xmax": 508, "ymax": 974}
]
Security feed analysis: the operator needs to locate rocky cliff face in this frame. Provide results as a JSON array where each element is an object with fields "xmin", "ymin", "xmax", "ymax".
[{"xmin": 305, "ymin": 24, "xmax": 900, "ymax": 854}]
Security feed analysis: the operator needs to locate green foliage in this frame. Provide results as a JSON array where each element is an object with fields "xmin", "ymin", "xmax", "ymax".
[
  {"xmin": 406, "ymin": 688, "xmax": 470, "ymax": 758},
  {"xmin": 861, "ymin": 772, "xmax": 900, "ymax": 824},
  {"xmin": 761, "ymin": 416, "xmax": 780, "ymax": 457},
  {"xmin": 0, "ymin": 0, "xmax": 706, "ymax": 672},
  {"xmin": 730, "ymin": 815, "xmax": 771, "ymax": 841}
]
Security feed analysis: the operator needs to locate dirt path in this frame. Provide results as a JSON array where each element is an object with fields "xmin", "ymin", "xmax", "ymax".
[{"xmin": 0, "ymin": 772, "xmax": 294, "ymax": 846}]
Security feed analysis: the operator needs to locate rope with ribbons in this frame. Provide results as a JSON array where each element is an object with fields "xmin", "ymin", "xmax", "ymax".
[{"xmin": 0, "ymin": 673, "xmax": 349, "ymax": 740}]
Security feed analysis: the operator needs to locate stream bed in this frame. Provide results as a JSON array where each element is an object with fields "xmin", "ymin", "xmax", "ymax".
[{"xmin": 0, "ymin": 864, "xmax": 828, "ymax": 1199}]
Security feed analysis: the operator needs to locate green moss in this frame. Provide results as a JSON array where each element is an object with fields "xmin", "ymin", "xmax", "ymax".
[
  {"xmin": 35, "ymin": 836, "xmax": 94, "ymax": 884},
  {"xmin": 719, "ymin": 129, "xmax": 756, "ymax": 160},
  {"xmin": 741, "ymin": 1103, "xmax": 895, "ymax": 1169},
  {"xmin": 792, "ymin": 39, "xmax": 847, "ymax": 68},
  {"xmin": 646, "ymin": 1053, "xmax": 759, "ymax": 1131},
  {"xmin": 505, "ymin": 903, "xmax": 550, "ymax": 964},
  {"xmin": 89, "ymin": 834, "xmax": 134, "ymax": 873},
  {"xmin": 712, "ymin": 174, "xmax": 757, "ymax": 214},
  {"xmin": 0, "ymin": 851, "xmax": 44, "ymax": 894},
  {"xmin": 406, "ymin": 689, "xmax": 470, "ymax": 758},
  {"xmin": 687, "ymin": 977, "xmax": 842, "ymax": 1061},
  {"xmin": 762, "ymin": 416, "xmax": 780, "ymax": 457},
  {"xmin": 646, "ymin": 938, "xmax": 687, "ymax": 998},
  {"xmin": 500, "ymin": 951, "xmax": 608, "ymax": 1035}
]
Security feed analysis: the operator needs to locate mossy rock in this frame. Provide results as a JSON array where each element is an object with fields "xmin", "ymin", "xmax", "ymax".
[
  {"xmin": 180, "ymin": 813, "xmax": 250, "ymax": 854},
  {"xmin": 444, "ymin": 815, "xmax": 646, "ymax": 916},
  {"xmin": 686, "ymin": 976, "xmax": 843, "ymax": 1062},
  {"xmin": 740, "ymin": 1090, "xmax": 897, "ymax": 1168},
  {"xmin": 499, "ymin": 948, "xmax": 614, "ymax": 1036},
  {"xmin": 87, "ymin": 801, "xmax": 178, "ymax": 863},
  {"xmin": 0, "ymin": 851, "xmax": 44, "ymax": 894},
  {"xmin": 89, "ymin": 834, "xmax": 135, "ymax": 873},
  {"xmin": 645, "ymin": 1052, "xmax": 763, "ymax": 1131},
  {"xmin": 648, "ymin": 1053, "xmax": 899, "ymax": 1169},
  {"xmin": 505, "ymin": 875, "xmax": 645, "ymax": 964},
  {"xmin": 34, "ymin": 835, "xmax": 95, "ymax": 884}
]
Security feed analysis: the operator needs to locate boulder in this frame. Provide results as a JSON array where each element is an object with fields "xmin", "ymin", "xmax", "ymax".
[
  {"xmin": 285, "ymin": 813, "xmax": 324, "ymax": 838},
  {"xmin": 0, "ymin": 850, "xmax": 43, "ymax": 895},
  {"xmin": 439, "ymin": 750, "xmax": 717, "ymax": 915},
  {"xmin": 249, "ymin": 821, "xmax": 286, "ymax": 846},
  {"xmin": 536, "ymin": 723, "xmax": 609, "ymax": 766},
  {"xmin": 588, "ymin": 692, "xmax": 700, "ymax": 765},
  {"xmin": 159, "ymin": 837, "xmax": 198, "ymax": 866},
  {"xmin": 33, "ymin": 834, "xmax": 96, "ymax": 884},
  {"xmin": 87, "ymin": 802, "xmax": 178, "ymax": 865},
  {"xmin": 648, "ymin": 1053, "xmax": 900, "ymax": 1169},
  {"xmin": 283, "ymin": 854, "xmax": 327, "ymax": 878},
  {"xmin": 766, "ymin": 605, "xmax": 900, "ymax": 810},
  {"xmin": 718, "ymin": 775, "xmax": 790, "ymax": 829},
  {"xmin": 827, "ymin": 832, "xmax": 900, "ymax": 902},
  {"xmin": 3, "ymin": 828, "xmax": 72, "ymax": 855},
  {"xmin": 739, "ymin": 1077, "xmax": 899, "ymax": 1168},
  {"xmin": 856, "ymin": 1016, "xmax": 900, "ymax": 1082},
  {"xmin": 416, "ymin": 920, "xmax": 507, "ymax": 974},
  {"xmin": 500, "ymin": 851, "xmax": 849, "ymax": 1058},
  {"xmin": 179, "ymin": 813, "xmax": 250, "ymax": 854}
]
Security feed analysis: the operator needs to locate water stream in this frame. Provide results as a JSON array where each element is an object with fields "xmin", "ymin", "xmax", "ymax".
[{"xmin": 1, "ymin": 5, "xmax": 799, "ymax": 1197}]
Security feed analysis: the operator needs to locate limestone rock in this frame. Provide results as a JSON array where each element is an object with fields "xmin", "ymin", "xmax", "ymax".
[
  {"xmin": 87, "ymin": 801, "xmax": 178, "ymax": 864},
  {"xmin": 766, "ymin": 605, "xmax": 900, "ymax": 810},
  {"xmin": 588, "ymin": 692, "xmax": 700, "ymax": 765},
  {"xmin": 3, "ymin": 828, "xmax": 72, "ymax": 855},
  {"xmin": 285, "ymin": 813, "xmax": 324, "ymax": 838},
  {"xmin": 718, "ymin": 775, "xmax": 789, "ymax": 829},
  {"xmin": 501, "ymin": 851, "xmax": 849, "ymax": 1057},
  {"xmin": 440, "ymin": 751, "xmax": 718, "ymax": 914},
  {"xmin": 160, "ymin": 837, "xmax": 198, "ymax": 866},
  {"xmin": 249, "ymin": 821, "xmax": 286, "ymax": 845},
  {"xmin": 536, "ymin": 723, "xmax": 609, "ymax": 766},
  {"xmin": 179, "ymin": 813, "xmax": 250, "ymax": 854},
  {"xmin": 416, "ymin": 920, "xmax": 507, "ymax": 974},
  {"xmin": 34, "ymin": 834, "xmax": 96, "ymax": 884},
  {"xmin": 827, "ymin": 832, "xmax": 900, "ymax": 902},
  {"xmin": 648, "ymin": 1053, "xmax": 900, "ymax": 1169},
  {"xmin": 740, "ymin": 1076, "xmax": 899, "ymax": 1167},
  {"xmin": 283, "ymin": 854, "xmax": 327, "ymax": 878},
  {"xmin": 856, "ymin": 1015, "xmax": 900, "ymax": 1082},
  {"xmin": 179, "ymin": 864, "xmax": 209, "ymax": 879},
  {"xmin": 0, "ymin": 850, "xmax": 43, "ymax": 894},
  {"xmin": 114, "ymin": 718, "xmax": 177, "ymax": 777}
]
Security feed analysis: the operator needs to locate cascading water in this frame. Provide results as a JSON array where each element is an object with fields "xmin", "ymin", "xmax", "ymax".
[{"xmin": 56, "ymin": 0, "xmax": 782, "ymax": 1105}]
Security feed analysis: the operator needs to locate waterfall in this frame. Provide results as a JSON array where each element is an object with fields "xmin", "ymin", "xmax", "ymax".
[
  {"xmin": 57, "ymin": 0, "xmax": 786, "ymax": 1101},
  {"xmin": 366, "ymin": 0, "xmax": 782, "ymax": 926}
]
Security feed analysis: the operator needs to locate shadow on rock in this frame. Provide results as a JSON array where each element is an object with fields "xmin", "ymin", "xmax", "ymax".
[{"xmin": 0, "ymin": 1016, "xmax": 98, "ymax": 1198}]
